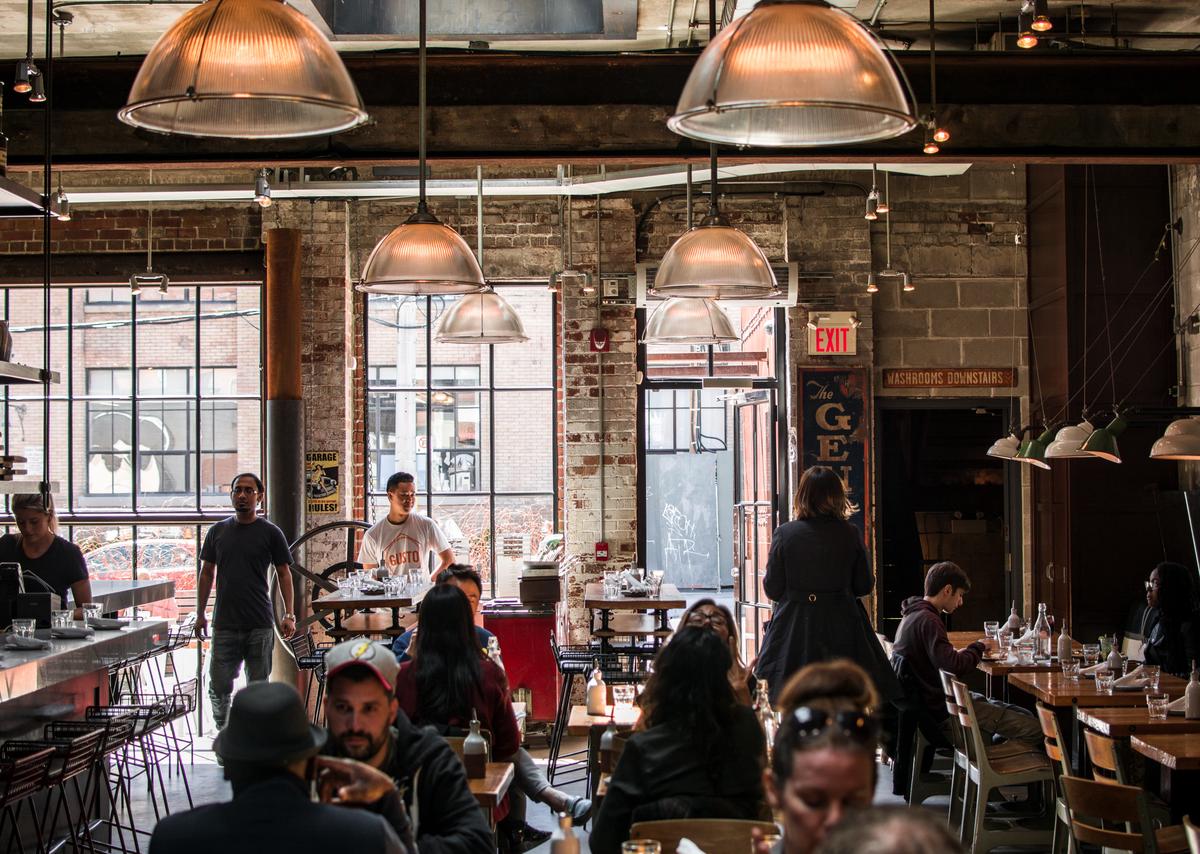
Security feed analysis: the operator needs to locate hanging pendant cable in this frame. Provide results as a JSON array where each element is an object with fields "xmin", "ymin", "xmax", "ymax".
[
  {"xmin": 1082, "ymin": 167, "xmax": 1089, "ymax": 417},
  {"xmin": 417, "ymin": 0, "xmax": 427, "ymax": 212},
  {"xmin": 41, "ymin": 0, "xmax": 53, "ymax": 497},
  {"xmin": 1090, "ymin": 165, "xmax": 1118, "ymax": 409},
  {"xmin": 928, "ymin": 0, "xmax": 937, "ymax": 122},
  {"xmin": 707, "ymin": 0, "xmax": 720, "ymax": 222}
]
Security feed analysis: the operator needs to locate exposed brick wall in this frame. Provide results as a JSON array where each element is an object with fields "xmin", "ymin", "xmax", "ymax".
[
  {"xmin": 0, "ymin": 207, "xmax": 261, "ymax": 255},
  {"xmin": 1171, "ymin": 164, "xmax": 1200, "ymax": 489}
]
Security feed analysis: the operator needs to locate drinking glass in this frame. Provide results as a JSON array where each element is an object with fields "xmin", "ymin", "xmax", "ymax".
[
  {"xmin": 11, "ymin": 618, "xmax": 35, "ymax": 638},
  {"xmin": 1016, "ymin": 640, "xmax": 1036, "ymax": 666},
  {"xmin": 755, "ymin": 835, "xmax": 782, "ymax": 853},
  {"xmin": 612, "ymin": 685, "xmax": 636, "ymax": 709},
  {"xmin": 1147, "ymin": 693, "xmax": 1170, "ymax": 720},
  {"xmin": 603, "ymin": 571, "xmax": 618, "ymax": 597},
  {"xmin": 997, "ymin": 628, "xmax": 1013, "ymax": 654},
  {"xmin": 983, "ymin": 621, "xmax": 1000, "ymax": 640},
  {"xmin": 622, "ymin": 842, "xmax": 662, "ymax": 854},
  {"xmin": 337, "ymin": 576, "xmax": 355, "ymax": 595},
  {"xmin": 1061, "ymin": 661, "xmax": 1080, "ymax": 682},
  {"xmin": 1081, "ymin": 644, "xmax": 1100, "ymax": 666},
  {"xmin": 1096, "ymin": 671, "xmax": 1116, "ymax": 694},
  {"xmin": 1142, "ymin": 665, "xmax": 1161, "ymax": 692},
  {"xmin": 51, "ymin": 610, "xmax": 73, "ymax": 628},
  {"xmin": 82, "ymin": 603, "xmax": 103, "ymax": 623},
  {"xmin": 1099, "ymin": 635, "xmax": 1113, "ymax": 658},
  {"xmin": 649, "ymin": 570, "xmax": 665, "ymax": 597}
]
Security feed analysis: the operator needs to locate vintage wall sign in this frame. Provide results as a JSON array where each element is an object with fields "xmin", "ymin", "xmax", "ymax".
[
  {"xmin": 799, "ymin": 368, "xmax": 870, "ymax": 544},
  {"xmin": 882, "ymin": 368, "xmax": 1016, "ymax": 388},
  {"xmin": 305, "ymin": 451, "xmax": 340, "ymax": 513}
]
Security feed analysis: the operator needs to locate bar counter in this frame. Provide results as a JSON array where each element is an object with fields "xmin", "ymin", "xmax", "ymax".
[{"xmin": 90, "ymin": 579, "xmax": 176, "ymax": 614}]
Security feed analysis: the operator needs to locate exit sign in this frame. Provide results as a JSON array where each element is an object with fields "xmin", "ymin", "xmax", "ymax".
[{"xmin": 807, "ymin": 312, "xmax": 858, "ymax": 356}]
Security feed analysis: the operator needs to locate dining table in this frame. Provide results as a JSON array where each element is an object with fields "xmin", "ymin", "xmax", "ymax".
[
  {"xmin": 303, "ymin": 585, "xmax": 428, "ymax": 639},
  {"xmin": 468, "ymin": 761, "xmax": 515, "ymax": 829},
  {"xmin": 584, "ymin": 582, "xmax": 686, "ymax": 655},
  {"xmin": 946, "ymin": 630, "xmax": 1080, "ymax": 701},
  {"xmin": 1130, "ymin": 733, "xmax": 1200, "ymax": 820},
  {"xmin": 1075, "ymin": 707, "xmax": 1200, "ymax": 739},
  {"xmin": 566, "ymin": 703, "xmax": 643, "ymax": 799}
]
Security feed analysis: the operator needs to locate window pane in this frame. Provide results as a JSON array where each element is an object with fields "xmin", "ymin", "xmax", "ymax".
[
  {"xmin": 493, "ymin": 494, "xmax": 553, "ymax": 598},
  {"xmin": 3, "ymin": 399, "xmax": 67, "ymax": 495},
  {"xmin": 367, "ymin": 295, "xmax": 429, "ymax": 389},
  {"xmin": 6, "ymin": 288, "xmax": 70, "ymax": 394},
  {"xmin": 200, "ymin": 286, "xmax": 261, "ymax": 397},
  {"xmin": 428, "ymin": 390, "xmax": 487, "ymax": 493},
  {"xmin": 494, "ymin": 390, "xmax": 553, "ymax": 492},
  {"xmin": 493, "ymin": 288, "xmax": 553, "ymax": 388},
  {"xmin": 368, "ymin": 390, "xmax": 424, "ymax": 493},
  {"xmin": 202, "ymin": 400, "xmax": 259, "ymax": 506},
  {"xmin": 432, "ymin": 495, "xmax": 491, "ymax": 587}
]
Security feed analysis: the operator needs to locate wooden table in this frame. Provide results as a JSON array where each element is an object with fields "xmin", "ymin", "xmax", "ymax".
[
  {"xmin": 566, "ymin": 703, "xmax": 642, "ymax": 801},
  {"xmin": 584, "ymin": 583, "xmax": 686, "ymax": 654},
  {"xmin": 1131, "ymin": 733, "xmax": 1200, "ymax": 820},
  {"xmin": 1007, "ymin": 671, "xmax": 1187, "ymax": 709},
  {"xmin": 947, "ymin": 631, "xmax": 1079, "ymax": 700},
  {"xmin": 305, "ymin": 586, "xmax": 427, "ymax": 639},
  {"xmin": 469, "ymin": 761, "xmax": 515, "ymax": 829},
  {"xmin": 1076, "ymin": 707, "xmax": 1200, "ymax": 738}
]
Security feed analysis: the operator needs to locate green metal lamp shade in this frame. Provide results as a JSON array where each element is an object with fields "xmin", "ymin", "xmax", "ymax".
[
  {"xmin": 1015, "ymin": 426, "xmax": 1056, "ymax": 470},
  {"xmin": 1081, "ymin": 414, "xmax": 1127, "ymax": 463}
]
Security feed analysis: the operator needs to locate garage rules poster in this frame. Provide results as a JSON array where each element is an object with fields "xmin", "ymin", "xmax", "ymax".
[{"xmin": 798, "ymin": 368, "xmax": 870, "ymax": 543}]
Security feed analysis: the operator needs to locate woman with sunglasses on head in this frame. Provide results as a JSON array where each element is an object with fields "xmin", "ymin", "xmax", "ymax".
[
  {"xmin": 755, "ymin": 466, "xmax": 899, "ymax": 706},
  {"xmin": 589, "ymin": 626, "xmax": 767, "ymax": 854},
  {"xmin": 680, "ymin": 599, "xmax": 756, "ymax": 705},
  {"xmin": 753, "ymin": 660, "xmax": 880, "ymax": 854},
  {"xmin": 1142, "ymin": 561, "xmax": 1200, "ymax": 678}
]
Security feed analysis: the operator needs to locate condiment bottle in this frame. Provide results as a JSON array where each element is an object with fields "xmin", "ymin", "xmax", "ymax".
[
  {"xmin": 550, "ymin": 813, "xmax": 580, "ymax": 854},
  {"xmin": 1187, "ymin": 661, "xmax": 1200, "ymax": 720},
  {"xmin": 1056, "ymin": 620, "xmax": 1072, "ymax": 664},
  {"xmin": 598, "ymin": 717, "xmax": 618, "ymax": 773},
  {"xmin": 1003, "ymin": 601, "xmax": 1022, "ymax": 633},
  {"xmin": 463, "ymin": 709, "xmax": 487, "ymax": 779},
  {"xmin": 586, "ymin": 659, "xmax": 607, "ymax": 715},
  {"xmin": 1106, "ymin": 641, "xmax": 1124, "ymax": 675},
  {"xmin": 1033, "ymin": 603, "xmax": 1052, "ymax": 660},
  {"xmin": 486, "ymin": 635, "xmax": 504, "ymax": 671}
]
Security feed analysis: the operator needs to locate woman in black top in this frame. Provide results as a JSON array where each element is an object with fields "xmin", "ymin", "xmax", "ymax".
[
  {"xmin": 0, "ymin": 493, "xmax": 90, "ymax": 617},
  {"xmin": 1142, "ymin": 561, "xmax": 1200, "ymax": 677},
  {"xmin": 589, "ymin": 627, "xmax": 766, "ymax": 854},
  {"xmin": 681, "ymin": 599, "xmax": 756, "ymax": 705},
  {"xmin": 755, "ymin": 466, "xmax": 899, "ymax": 704}
]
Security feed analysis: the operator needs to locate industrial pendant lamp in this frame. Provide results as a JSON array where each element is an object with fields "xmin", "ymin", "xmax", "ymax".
[
  {"xmin": 119, "ymin": 0, "xmax": 367, "ymax": 138},
  {"xmin": 650, "ymin": 150, "xmax": 778, "ymax": 299},
  {"xmin": 435, "ymin": 167, "xmax": 526, "ymax": 344},
  {"xmin": 667, "ymin": 0, "xmax": 917, "ymax": 148},
  {"xmin": 986, "ymin": 431, "xmax": 1021, "ymax": 460},
  {"xmin": 1044, "ymin": 419, "xmax": 1096, "ymax": 459},
  {"xmin": 642, "ymin": 297, "xmax": 738, "ymax": 345},
  {"xmin": 358, "ymin": 0, "xmax": 485, "ymax": 296},
  {"xmin": 1013, "ymin": 425, "xmax": 1055, "ymax": 469},
  {"xmin": 1080, "ymin": 414, "xmax": 1127, "ymax": 463},
  {"xmin": 1150, "ymin": 418, "xmax": 1200, "ymax": 460}
]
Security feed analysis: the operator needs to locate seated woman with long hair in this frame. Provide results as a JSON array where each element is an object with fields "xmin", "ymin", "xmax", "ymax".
[
  {"xmin": 589, "ymin": 626, "xmax": 766, "ymax": 854},
  {"xmin": 680, "ymin": 598, "xmax": 755, "ymax": 705}
]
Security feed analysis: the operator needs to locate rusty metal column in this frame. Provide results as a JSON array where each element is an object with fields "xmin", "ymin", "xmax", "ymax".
[{"xmin": 265, "ymin": 229, "xmax": 305, "ymax": 674}]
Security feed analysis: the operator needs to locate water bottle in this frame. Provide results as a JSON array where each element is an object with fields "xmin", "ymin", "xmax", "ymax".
[
  {"xmin": 550, "ymin": 813, "xmax": 580, "ymax": 854},
  {"xmin": 586, "ymin": 660, "xmax": 607, "ymax": 716},
  {"xmin": 1033, "ymin": 603, "xmax": 1052, "ymax": 660},
  {"xmin": 463, "ymin": 709, "xmax": 487, "ymax": 779},
  {"xmin": 1187, "ymin": 662, "xmax": 1200, "ymax": 720},
  {"xmin": 1056, "ymin": 620, "xmax": 1072, "ymax": 664},
  {"xmin": 599, "ymin": 718, "xmax": 618, "ymax": 773}
]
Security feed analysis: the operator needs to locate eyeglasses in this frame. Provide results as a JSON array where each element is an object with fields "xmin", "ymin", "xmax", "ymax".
[
  {"xmin": 1145, "ymin": 580, "xmax": 1161, "ymax": 591},
  {"xmin": 787, "ymin": 706, "xmax": 878, "ymax": 745},
  {"xmin": 686, "ymin": 610, "xmax": 728, "ymax": 627}
]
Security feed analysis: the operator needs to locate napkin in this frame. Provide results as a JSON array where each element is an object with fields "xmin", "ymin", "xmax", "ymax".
[
  {"xmin": 3, "ymin": 634, "xmax": 50, "ymax": 650},
  {"xmin": 50, "ymin": 626, "xmax": 94, "ymax": 639},
  {"xmin": 87, "ymin": 617, "xmax": 128, "ymax": 630},
  {"xmin": 1113, "ymin": 664, "xmax": 1150, "ymax": 690},
  {"xmin": 676, "ymin": 840, "xmax": 707, "ymax": 854},
  {"xmin": 1080, "ymin": 661, "xmax": 1110, "ymax": 676},
  {"xmin": 1168, "ymin": 696, "xmax": 1187, "ymax": 714}
]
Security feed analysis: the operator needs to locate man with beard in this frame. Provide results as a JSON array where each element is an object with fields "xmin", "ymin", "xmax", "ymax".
[{"xmin": 322, "ymin": 637, "xmax": 492, "ymax": 854}]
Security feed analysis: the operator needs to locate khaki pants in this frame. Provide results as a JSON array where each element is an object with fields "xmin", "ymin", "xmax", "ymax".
[{"xmin": 942, "ymin": 692, "xmax": 1042, "ymax": 748}]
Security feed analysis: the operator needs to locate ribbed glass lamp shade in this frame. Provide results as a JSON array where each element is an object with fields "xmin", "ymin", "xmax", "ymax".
[
  {"xmin": 652, "ymin": 223, "xmax": 779, "ymax": 299},
  {"xmin": 435, "ymin": 290, "xmax": 528, "ymax": 344},
  {"xmin": 667, "ymin": 0, "xmax": 917, "ymax": 147},
  {"xmin": 643, "ymin": 298, "xmax": 738, "ymax": 345},
  {"xmin": 358, "ymin": 213, "xmax": 487, "ymax": 296},
  {"xmin": 986, "ymin": 433, "xmax": 1020, "ymax": 460},
  {"xmin": 119, "ymin": 0, "xmax": 368, "ymax": 139},
  {"xmin": 1150, "ymin": 418, "xmax": 1200, "ymax": 460},
  {"xmin": 1044, "ymin": 420, "xmax": 1096, "ymax": 459},
  {"xmin": 1081, "ymin": 415, "xmax": 1126, "ymax": 463}
]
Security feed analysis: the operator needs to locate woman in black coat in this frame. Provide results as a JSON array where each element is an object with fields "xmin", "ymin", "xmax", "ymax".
[
  {"xmin": 755, "ymin": 465, "xmax": 900, "ymax": 704},
  {"xmin": 1143, "ymin": 561, "xmax": 1200, "ymax": 678}
]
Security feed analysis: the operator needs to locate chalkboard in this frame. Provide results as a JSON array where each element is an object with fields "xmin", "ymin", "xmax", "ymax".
[{"xmin": 644, "ymin": 450, "xmax": 734, "ymax": 589}]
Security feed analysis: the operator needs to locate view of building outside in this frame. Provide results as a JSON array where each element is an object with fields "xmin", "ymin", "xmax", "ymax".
[
  {"xmin": 0, "ymin": 283, "xmax": 263, "ymax": 617},
  {"xmin": 365, "ymin": 284, "xmax": 556, "ymax": 598}
]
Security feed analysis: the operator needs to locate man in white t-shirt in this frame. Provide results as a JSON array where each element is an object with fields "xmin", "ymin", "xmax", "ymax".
[{"xmin": 359, "ymin": 472, "xmax": 454, "ymax": 579}]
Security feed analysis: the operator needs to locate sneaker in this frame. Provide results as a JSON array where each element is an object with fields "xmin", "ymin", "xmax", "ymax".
[
  {"xmin": 516, "ymin": 824, "xmax": 552, "ymax": 851},
  {"xmin": 565, "ymin": 795, "xmax": 592, "ymax": 822}
]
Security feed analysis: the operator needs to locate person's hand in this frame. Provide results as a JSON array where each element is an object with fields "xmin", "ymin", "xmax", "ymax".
[
  {"xmin": 280, "ymin": 615, "xmax": 296, "ymax": 639},
  {"xmin": 314, "ymin": 755, "xmax": 397, "ymax": 806},
  {"xmin": 749, "ymin": 826, "xmax": 778, "ymax": 854},
  {"xmin": 194, "ymin": 613, "xmax": 208, "ymax": 638},
  {"xmin": 980, "ymin": 636, "xmax": 997, "ymax": 653}
]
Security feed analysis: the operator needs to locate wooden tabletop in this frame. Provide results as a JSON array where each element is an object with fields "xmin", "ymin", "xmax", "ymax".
[
  {"xmin": 1076, "ymin": 707, "xmax": 1200, "ymax": 738},
  {"xmin": 1131, "ymin": 734, "xmax": 1200, "ymax": 771},
  {"xmin": 567, "ymin": 703, "xmax": 642, "ymax": 736},
  {"xmin": 584, "ymin": 582, "xmax": 686, "ymax": 610},
  {"xmin": 591, "ymin": 613, "xmax": 674, "ymax": 638},
  {"xmin": 310, "ymin": 587, "xmax": 426, "ymax": 611},
  {"xmin": 1007, "ymin": 671, "xmax": 1188, "ymax": 708},
  {"xmin": 468, "ymin": 762, "xmax": 515, "ymax": 808}
]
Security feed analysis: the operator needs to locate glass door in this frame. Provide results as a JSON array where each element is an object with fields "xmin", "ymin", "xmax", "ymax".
[{"xmin": 733, "ymin": 390, "xmax": 778, "ymax": 662}]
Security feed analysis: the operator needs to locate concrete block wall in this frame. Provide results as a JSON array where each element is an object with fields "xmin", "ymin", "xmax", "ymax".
[{"xmin": 1171, "ymin": 165, "xmax": 1200, "ymax": 489}]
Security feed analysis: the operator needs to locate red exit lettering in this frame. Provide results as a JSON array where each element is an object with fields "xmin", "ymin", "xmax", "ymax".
[{"xmin": 815, "ymin": 327, "xmax": 848, "ymax": 353}]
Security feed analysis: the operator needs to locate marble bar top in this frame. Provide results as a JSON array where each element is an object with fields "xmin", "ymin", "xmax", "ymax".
[{"xmin": 89, "ymin": 579, "xmax": 176, "ymax": 613}]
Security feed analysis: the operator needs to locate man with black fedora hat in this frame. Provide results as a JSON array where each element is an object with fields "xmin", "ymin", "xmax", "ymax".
[{"xmin": 149, "ymin": 681, "xmax": 415, "ymax": 854}]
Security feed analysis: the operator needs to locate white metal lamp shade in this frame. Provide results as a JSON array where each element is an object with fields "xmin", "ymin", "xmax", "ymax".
[
  {"xmin": 651, "ymin": 223, "xmax": 779, "ymax": 299},
  {"xmin": 1044, "ymin": 420, "xmax": 1096, "ymax": 459},
  {"xmin": 435, "ymin": 289, "xmax": 528, "ymax": 344},
  {"xmin": 667, "ymin": 0, "xmax": 918, "ymax": 147},
  {"xmin": 358, "ymin": 210, "xmax": 487, "ymax": 296},
  {"xmin": 119, "ymin": 0, "xmax": 368, "ymax": 139},
  {"xmin": 986, "ymin": 433, "xmax": 1021, "ymax": 460},
  {"xmin": 643, "ymin": 297, "xmax": 738, "ymax": 345},
  {"xmin": 1150, "ymin": 418, "xmax": 1200, "ymax": 460}
]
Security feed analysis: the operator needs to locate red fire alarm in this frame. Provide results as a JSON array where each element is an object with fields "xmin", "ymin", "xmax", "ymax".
[
  {"xmin": 589, "ymin": 328, "xmax": 610, "ymax": 353},
  {"xmin": 595, "ymin": 541, "xmax": 609, "ymax": 561}
]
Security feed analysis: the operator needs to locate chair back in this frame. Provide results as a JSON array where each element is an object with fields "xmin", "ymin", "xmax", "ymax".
[
  {"xmin": 55, "ymin": 728, "xmax": 106, "ymax": 782},
  {"xmin": 0, "ymin": 746, "xmax": 53, "ymax": 806},
  {"xmin": 938, "ymin": 669, "xmax": 966, "ymax": 751},
  {"xmin": 951, "ymin": 679, "xmax": 990, "ymax": 769},
  {"xmin": 628, "ymin": 819, "xmax": 780, "ymax": 854},
  {"xmin": 1035, "ymin": 703, "xmax": 1071, "ymax": 777},
  {"xmin": 1184, "ymin": 814, "xmax": 1200, "ymax": 854},
  {"xmin": 876, "ymin": 632, "xmax": 894, "ymax": 657},
  {"xmin": 1060, "ymin": 774, "xmax": 1159, "ymax": 853},
  {"xmin": 288, "ymin": 631, "xmax": 315, "ymax": 660},
  {"xmin": 1083, "ymin": 729, "xmax": 1125, "ymax": 785},
  {"xmin": 1121, "ymin": 634, "xmax": 1145, "ymax": 663}
]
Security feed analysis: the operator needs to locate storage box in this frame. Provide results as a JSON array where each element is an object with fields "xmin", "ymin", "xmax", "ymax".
[{"xmin": 519, "ymin": 574, "xmax": 562, "ymax": 605}]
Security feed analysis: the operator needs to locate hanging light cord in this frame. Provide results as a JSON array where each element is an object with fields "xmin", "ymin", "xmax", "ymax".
[
  {"xmin": 928, "ymin": 0, "xmax": 937, "ymax": 122},
  {"xmin": 565, "ymin": 164, "xmax": 573, "ymax": 269},
  {"xmin": 1090, "ymin": 165, "xmax": 1118, "ymax": 407},
  {"xmin": 707, "ymin": 0, "xmax": 720, "ymax": 221},
  {"xmin": 1081, "ymin": 167, "xmax": 1089, "ymax": 415},
  {"xmin": 417, "ymin": 0, "xmax": 427, "ymax": 208}
]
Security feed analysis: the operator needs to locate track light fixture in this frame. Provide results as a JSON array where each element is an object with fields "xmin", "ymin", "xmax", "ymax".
[
  {"xmin": 52, "ymin": 186, "xmax": 70, "ymax": 222},
  {"xmin": 1025, "ymin": 0, "xmax": 1052, "ymax": 32},
  {"xmin": 922, "ymin": 124, "xmax": 940, "ymax": 155},
  {"xmin": 865, "ymin": 272, "xmax": 879, "ymax": 295},
  {"xmin": 933, "ymin": 126, "xmax": 950, "ymax": 144},
  {"xmin": 901, "ymin": 272, "xmax": 915, "ymax": 292},
  {"xmin": 877, "ymin": 172, "xmax": 891, "ymax": 215},
  {"xmin": 865, "ymin": 189, "xmax": 879, "ymax": 221},
  {"xmin": 13, "ymin": 59, "xmax": 35, "ymax": 95},
  {"xmin": 1016, "ymin": 10, "xmax": 1039, "ymax": 48},
  {"xmin": 29, "ymin": 71, "xmax": 45, "ymax": 103},
  {"xmin": 253, "ymin": 168, "xmax": 272, "ymax": 208}
]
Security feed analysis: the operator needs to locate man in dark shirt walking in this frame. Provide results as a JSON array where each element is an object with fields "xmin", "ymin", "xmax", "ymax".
[{"xmin": 195, "ymin": 473, "xmax": 296, "ymax": 730}]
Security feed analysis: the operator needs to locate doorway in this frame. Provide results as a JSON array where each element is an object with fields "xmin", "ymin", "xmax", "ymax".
[{"xmin": 876, "ymin": 401, "xmax": 1020, "ymax": 638}]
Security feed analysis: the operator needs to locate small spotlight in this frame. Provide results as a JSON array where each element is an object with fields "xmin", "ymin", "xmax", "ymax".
[
  {"xmin": 129, "ymin": 270, "xmax": 168, "ymax": 297},
  {"xmin": 1017, "ymin": 12, "xmax": 1039, "ymax": 48},
  {"xmin": 1030, "ymin": 0, "xmax": 1052, "ymax": 31},
  {"xmin": 865, "ymin": 189, "xmax": 879, "ymax": 221},
  {"xmin": 877, "ymin": 196, "xmax": 890, "ymax": 215},
  {"xmin": 923, "ymin": 134, "xmax": 940, "ymax": 155},
  {"xmin": 52, "ymin": 188, "xmax": 70, "ymax": 222},
  {"xmin": 933, "ymin": 127, "xmax": 951, "ymax": 144},
  {"xmin": 13, "ymin": 59, "xmax": 34, "ymax": 94},
  {"xmin": 29, "ymin": 70, "xmax": 45, "ymax": 103},
  {"xmin": 865, "ymin": 273, "xmax": 878, "ymax": 295},
  {"xmin": 806, "ymin": 314, "xmax": 823, "ymax": 331},
  {"xmin": 129, "ymin": 274, "xmax": 143, "ymax": 297},
  {"xmin": 581, "ymin": 280, "xmax": 597, "ymax": 295},
  {"xmin": 902, "ymin": 272, "xmax": 915, "ymax": 292},
  {"xmin": 253, "ymin": 168, "xmax": 272, "ymax": 207}
]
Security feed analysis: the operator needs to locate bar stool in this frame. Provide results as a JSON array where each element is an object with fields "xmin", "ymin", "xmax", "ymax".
[
  {"xmin": 3, "ymin": 727, "xmax": 106, "ymax": 854},
  {"xmin": 287, "ymin": 632, "xmax": 331, "ymax": 724},
  {"xmin": 0, "ymin": 745, "xmax": 54, "ymax": 854},
  {"xmin": 87, "ymin": 701, "xmax": 175, "ymax": 825},
  {"xmin": 46, "ymin": 717, "xmax": 138, "ymax": 854},
  {"xmin": 126, "ymin": 679, "xmax": 198, "ymax": 809}
]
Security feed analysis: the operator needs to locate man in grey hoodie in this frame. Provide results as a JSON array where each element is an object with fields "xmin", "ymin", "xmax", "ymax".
[{"xmin": 891, "ymin": 561, "xmax": 1040, "ymax": 747}]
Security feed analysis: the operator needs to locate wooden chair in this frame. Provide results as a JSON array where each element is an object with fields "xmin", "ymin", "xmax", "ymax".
[
  {"xmin": 1035, "ymin": 703, "xmax": 1075, "ymax": 854},
  {"xmin": 1083, "ymin": 729, "xmax": 1127, "ymax": 784},
  {"xmin": 1183, "ymin": 815, "xmax": 1200, "ymax": 854},
  {"xmin": 876, "ymin": 632, "xmax": 894, "ymax": 657},
  {"xmin": 952, "ymin": 679, "xmax": 1053, "ymax": 853},
  {"xmin": 1060, "ymin": 775, "xmax": 1188, "ymax": 853},
  {"xmin": 628, "ymin": 819, "xmax": 779, "ymax": 854}
]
